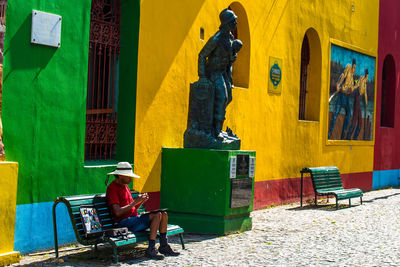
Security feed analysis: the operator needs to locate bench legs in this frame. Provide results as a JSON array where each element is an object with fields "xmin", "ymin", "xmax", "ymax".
[
  {"xmin": 179, "ymin": 233, "xmax": 185, "ymax": 250},
  {"xmin": 109, "ymin": 242, "xmax": 119, "ymax": 264},
  {"xmin": 52, "ymin": 201, "xmax": 60, "ymax": 259},
  {"xmin": 318, "ymin": 195, "xmax": 362, "ymax": 210}
]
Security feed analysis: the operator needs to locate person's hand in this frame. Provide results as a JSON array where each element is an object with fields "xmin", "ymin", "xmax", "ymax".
[
  {"xmin": 141, "ymin": 193, "xmax": 149, "ymax": 202},
  {"xmin": 134, "ymin": 194, "xmax": 144, "ymax": 204},
  {"xmin": 135, "ymin": 193, "xmax": 149, "ymax": 205}
]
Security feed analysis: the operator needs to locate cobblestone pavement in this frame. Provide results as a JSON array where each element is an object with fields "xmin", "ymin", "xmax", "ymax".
[{"xmin": 14, "ymin": 188, "xmax": 400, "ymax": 266}]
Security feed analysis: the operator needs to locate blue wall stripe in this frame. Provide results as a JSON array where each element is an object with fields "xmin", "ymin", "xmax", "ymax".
[
  {"xmin": 14, "ymin": 202, "xmax": 76, "ymax": 254},
  {"xmin": 372, "ymin": 169, "xmax": 400, "ymax": 190}
]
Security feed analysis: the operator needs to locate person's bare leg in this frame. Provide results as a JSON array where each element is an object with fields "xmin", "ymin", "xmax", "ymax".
[
  {"xmin": 145, "ymin": 213, "xmax": 164, "ymax": 259},
  {"xmin": 149, "ymin": 212, "xmax": 161, "ymax": 240},
  {"xmin": 159, "ymin": 212, "xmax": 168, "ymax": 233}
]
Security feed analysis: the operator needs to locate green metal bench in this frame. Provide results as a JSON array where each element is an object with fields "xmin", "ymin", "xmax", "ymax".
[
  {"xmin": 52, "ymin": 193, "xmax": 184, "ymax": 263},
  {"xmin": 300, "ymin": 166, "xmax": 363, "ymax": 209}
]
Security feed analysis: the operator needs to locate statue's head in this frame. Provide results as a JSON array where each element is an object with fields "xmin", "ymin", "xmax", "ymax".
[{"xmin": 219, "ymin": 8, "xmax": 237, "ymax": 31}]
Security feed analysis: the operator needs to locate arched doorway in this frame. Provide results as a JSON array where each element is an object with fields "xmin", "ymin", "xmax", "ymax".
[
  {"xmin": 380, "ymin": 54, "xmax": 396, "ymax": 128},
  {"xmin": 298, "ymin": 28, "xmax": 321, "ymax": 121}
]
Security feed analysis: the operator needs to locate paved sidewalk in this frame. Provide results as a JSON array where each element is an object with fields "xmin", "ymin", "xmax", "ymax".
[{"xmin": 14, "ymin": 188, "xmax": 400, "ymax": 266}]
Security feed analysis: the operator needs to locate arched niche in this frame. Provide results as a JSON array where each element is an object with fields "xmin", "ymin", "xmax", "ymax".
[
  {"xmin": 229, "ymin": 2, "xmax": 250, "ymax": 88},
  {"xmin": 298, "ymin": 28, "xmax": 321, "ymax": 121},
  {"xmin": 381, "ymin": 54, "xmax": 396, "ymax": 128}
]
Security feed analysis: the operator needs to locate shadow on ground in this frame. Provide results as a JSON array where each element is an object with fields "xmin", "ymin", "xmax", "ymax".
[
  {"xmin": 362, "ymin": 192, "xmax": 400, "ymax": 203},
  {"xmin": 287, "ymin": 198, "xmax": 361, "ymax": 212},
  {"xmin": 15, "ymin": 233, "xmax": 217, "ymax": 266}
]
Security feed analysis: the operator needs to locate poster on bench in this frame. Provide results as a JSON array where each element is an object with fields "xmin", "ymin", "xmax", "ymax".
[{"xmin": 79, "ymin": 205, "xmax": 102, "ymax": 235}]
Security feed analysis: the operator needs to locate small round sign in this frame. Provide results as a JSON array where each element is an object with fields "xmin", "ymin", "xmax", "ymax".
[{"xmin": 270, "ymin": 62, "xmax": 282, "ymax": 87}]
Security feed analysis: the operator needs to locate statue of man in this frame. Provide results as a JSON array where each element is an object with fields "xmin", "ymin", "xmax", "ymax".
[{"xmin": 198, "ymin": 8, "xmax": 241, "ymax": 139}]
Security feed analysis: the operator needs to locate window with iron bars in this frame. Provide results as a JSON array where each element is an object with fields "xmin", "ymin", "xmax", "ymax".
[{"xmin": 85, "ymin": 0, "xmax": 121, "ymax": 161}]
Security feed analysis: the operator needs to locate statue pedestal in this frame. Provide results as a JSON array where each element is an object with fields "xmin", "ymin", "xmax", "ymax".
[{"xmin": 161, "ymin": 148, "xmax": 255, "ymax": 235}]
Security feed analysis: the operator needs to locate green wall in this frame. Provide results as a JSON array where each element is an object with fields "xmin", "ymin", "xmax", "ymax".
[
  {"xmin": 2, "ymin": 0, "xmax": 140, "ymax": 205},
  {"xmin": 117, "ymin": 0, "xmax": 140, "ymax": 162},
  {"xmin": 161, "ymin": 148, "xmax": 255, "ymax": 234}
]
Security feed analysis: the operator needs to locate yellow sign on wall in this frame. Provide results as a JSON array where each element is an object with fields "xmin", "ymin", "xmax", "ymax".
[{"xmin": 268, "ymin": 57, "xmax": 283, "ymax": 94}]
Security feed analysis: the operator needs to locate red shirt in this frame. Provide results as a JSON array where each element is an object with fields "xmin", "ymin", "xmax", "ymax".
[{"xmin": 106, "ymin": 180, "xmax": 138, "ymax": 222}]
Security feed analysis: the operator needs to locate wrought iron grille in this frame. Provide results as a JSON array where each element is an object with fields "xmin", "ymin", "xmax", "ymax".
[
  {"xmin": 0, "ymin": 0, "xmax": 6, "ymax": 25},
  {"xmin": 85, "ymin": 0, "xmax": 120, "ymax": 161},
  {"xmin": 299, "ymin": 35, "xmax": 310, "ymax": 120}
]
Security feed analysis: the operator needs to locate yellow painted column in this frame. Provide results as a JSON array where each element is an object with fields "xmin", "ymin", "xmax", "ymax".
[{"xmin": 0, "ymin": 162, "xmax": 20, "ymax": 265}]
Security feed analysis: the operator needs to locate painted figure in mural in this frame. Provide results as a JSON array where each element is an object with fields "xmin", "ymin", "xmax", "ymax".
[
  {"xmin": 184, "ymin": 8, "xmax": 242, "ymax": 149},
  {"xmin": 346, "ymin": 69, "xmax": 369, "ymax": 140},
  {"xmin": 106, "ymin": 162, "xmax": 180, "ymax": 260},
  {"xmin": 328, "ymin": 59, "xmax": 356, "ymax": 139}
]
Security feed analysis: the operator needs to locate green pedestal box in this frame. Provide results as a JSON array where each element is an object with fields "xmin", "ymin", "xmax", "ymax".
[{"xmin": 161, "ymin": 148, "xmax": 255, "ymax": 235}]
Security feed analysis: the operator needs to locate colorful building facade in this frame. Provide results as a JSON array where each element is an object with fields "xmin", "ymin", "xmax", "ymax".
[
  {"xmin": 2, "ymin": 0, "xmax": 140, "ymax": 253},
  {"xmin": 373, "ymin": 0, "xmax": 400, "ymax": 189},
  {"xmin": 133, "ymin": 0, "xmax": 378, "ymax": 211},
  {"xmin": 1, "ymin": 0, "xmax": 398, "ymax": 255}
]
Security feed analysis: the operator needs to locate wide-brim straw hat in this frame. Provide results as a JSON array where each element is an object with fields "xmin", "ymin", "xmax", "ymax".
[{"xmin": 107, "ymin": 162, "xmax": 140, "ymax": 178}]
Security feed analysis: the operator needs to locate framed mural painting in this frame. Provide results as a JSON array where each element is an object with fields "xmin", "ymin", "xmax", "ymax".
[{"xmin": 327, "ymin": 40, "xmax": 376, "ymax": 144}]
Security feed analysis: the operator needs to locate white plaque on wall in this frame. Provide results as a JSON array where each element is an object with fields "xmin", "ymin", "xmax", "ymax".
[
  {"xmin": 31, "ymin": 10, "xmax": 62, "ymax": 48},
  {"xmin": 230, "ymin": 156, "xmax": 237, "ymax": 179},
  {"xmin": 249, "ymin": 157, "xmax": 255, "ymax": 178}
]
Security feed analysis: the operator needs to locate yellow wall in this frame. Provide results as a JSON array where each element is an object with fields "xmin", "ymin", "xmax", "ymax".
[
  {"xmin": 0, "ymin": 162, "xmax": 20, "ymax": 265},
  {"xmin": 134, "ymin": 0, "xmax": 379, "ymax": 192}
]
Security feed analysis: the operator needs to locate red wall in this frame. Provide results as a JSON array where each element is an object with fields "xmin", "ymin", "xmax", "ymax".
[
  {"xmin": 152, "ymin": 172, "xmax": 372, "ymax": 211},
  {"xmin": 374, "ymin": 0, "xmax": 400, "ymax": 171}
]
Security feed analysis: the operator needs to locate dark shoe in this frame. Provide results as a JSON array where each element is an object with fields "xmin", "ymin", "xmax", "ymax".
[
  {"xmin": 158, "ymin": 245, "xmax": 180, "ymax": 256},
  {"xmin": 145, "ymin": 247, "xmax": 164, "ymax": 260}
]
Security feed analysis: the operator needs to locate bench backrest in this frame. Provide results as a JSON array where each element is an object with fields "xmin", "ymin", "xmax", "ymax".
[
  {"xmin": 55, "ymin": 192, "xmax": 145, "ymax": 244},
  {"xmin": 304, "ymin": 167, "xmax": 344, "ymax": 192}
]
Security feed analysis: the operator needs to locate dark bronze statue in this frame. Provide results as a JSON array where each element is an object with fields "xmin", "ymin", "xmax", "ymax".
[{"xmin": 184, "ymin": 8, "xmax": 242, "ymax": 150}]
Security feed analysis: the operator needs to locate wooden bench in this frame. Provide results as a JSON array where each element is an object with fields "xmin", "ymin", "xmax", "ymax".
[
  {"xmin": 300, "ymin": 166, "xmax": 363, "ymax": 209},
  {"xmin": 52, "ymin": 193, "xmax": 184, "ymax": 263}
]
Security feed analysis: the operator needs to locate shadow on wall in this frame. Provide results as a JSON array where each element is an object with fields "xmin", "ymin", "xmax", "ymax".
[
  {"xmin": 3, "ymin": 14, "xmax": 57, "ymax": 82},
  {"xmin": 137, "ymin": 0, "xmax": 206, "ymax": 117},
  {"xmin": 137, "ymin": 151, "xmax": 162, "ymax": 193}
]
